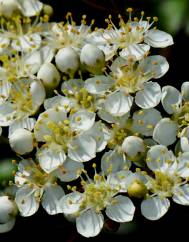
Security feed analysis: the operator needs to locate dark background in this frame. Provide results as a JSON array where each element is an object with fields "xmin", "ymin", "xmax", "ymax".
[{"xmin": 1, "ymin": 0, "xmax": 189, "ymax": 241}]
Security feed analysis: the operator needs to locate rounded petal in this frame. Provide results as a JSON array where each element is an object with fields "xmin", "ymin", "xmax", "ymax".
[
  {"xmin": 139, "ymin": 55, "xmax": 169, "ymax": 79},
  {"xmin": 101, "ymin": 150, "xmax": 131, "ymax": 174},
  {"xmin": 161, "ymin": 86, "xmax": 182, "ymax": 114},
  {"xmin": 68, "ymin": 135, "xmax": 96, "ymax": 162},
  {"xmin": 15, "ymin": 186, "xmax": 40, "ymax": 217},
  {"xmin": 177, "ymin": 152, "xmax": 189, "ymax": 178},
  {"xmin": 61, "ymin": 79, "xmax": 84, "ymax": 95},
  {"xmin": 53, "ymin": 157, "xmax": 83, "ymax": 182},
  {"xmin": 144, "ymin": 29, "xmax": 173, "ymax": 48},
  {"xmin": 132, "ymin": 108, "xmax": 162, "ymax": 136},
  {"xmin": 173, "ymin": 184, "xmax": 189, "ymax": 205},
  {"xmin": 104, "ymin": 91, "xmax": 133, "ymax": 117},
  {"xmin": 60, "ymin": 192, "xmax": 83, "ymax": 214},
  {"xmin": 37, "ymin": 145, "xmax": 66, "ymax": 173},
  {"xmin": 0, "ymin": 218, "xmax": 15, "ymax": 233},
  {"xmin": 85, "ymin": 75, "xmax": 114, "ymax": 94},
  {"xmin": 181, "ymin": 82, "xmax": 189, "ymax": 101},
  {"xmin": 42, "ymin": 185, "xmax": 65, "ymax": 215},
  {"xmin": 153, "ymin": 118, "xmax": 178, "ymax": 146},
  {"xmin": 9, "ymin": 128, "xmax": 34, "ymax": 155},
  {"xmin": 76, "ymin": 209, "xmax": 104, "ymax": 238},
  {"xmin": 141, "ymin": 196, "xmax": 170, "ymax": 220},
  {"xmin": 86, "ymin": 121, "xmax": 110, "ymax": 152},
  {"xmin": 70, "ymin": 110, "xmax": 95, "ymax": 132},
  {"xmin": 30, "ymin": 80, "xmax": 46, "ymax": 107},
  {"xmin": 146, "ymin": 145, "xmax": 176, "ymax": 172},
  {"xmin": 135, "ymin": 82, "xmax": 161, "ymax": 109},
  {"xmin": 0, "ymin": 196, "xmax": 15, "ymax": 224},
  {"xmin": 18, "ymin": 0, "xmax": 43, "ymax": 17},
  {"xmin": 120, "ymin": 44, "xmax": 150, "ymax": 60},
  {"xmin": 9, "ymin": 117, "xmax": 36, "ymax": 136},
  {"xmin": 105, "ymin": 195, "xmax": 135, "ymax": 222}
]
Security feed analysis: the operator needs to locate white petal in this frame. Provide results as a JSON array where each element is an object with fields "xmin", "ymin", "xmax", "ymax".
[
  {"xmin": 106, "ymin": 195, "xmax": 135, "ymax": 223},
  {"xmin": 0, "ymin": 102, "xmax": 15, "ymax": 126},
  {"xmin": 180, "ymin": 137, "xmax": 189, "ymax": 152},
  {"xmin": 104, "ymin": 91, "xmax": 133, "ymax": 117},
  {"xmin": 146, "ymin": 145, "xmax": 176, "ymax": 172},
  {"xmin": 85, "ymin": 75, "xmax": 114, "ymax": 94},
  {"xmin": 153, "ymin": 118, "xmax": 178, "ymax": 146},
  {"xmin": 68, "ymin": 135, "xmax": 96, "ymax": 162},
  {"xmin": 139, "ymin": 55, "xmax": 169, "ymax": 79},
  {"xmin": 76, "ymin": 209, "xmax": 104, "ymax": 238},
  {"xmin": 37, "ymin": 145, "xmax": 66, "ymax": 173},
  {"xmin": 132, "ymin": 108, "xmax": 162, "ymax": 136},
  {"xmin": 120, "ymin": 44, "xmax": 150, "ymax": 60},
  {"xmin": 101, "ymin": 150, "xmax": 131, "ymax": 174},
  {"xmin": 0, "ymin": 218, "xmax": 15, "ymax": 233},
  {"xmin": 53, "ymin": 157, "xmax": 83, "ymax": 182},
  {"xmin": 12, "ymin": 33, "xmax": 41, "ymax": 52},
  {"xmin": 86, "ymin": 121, "xmax": 110, "ymax": 152},
  {"xmin": 61, "ymin": 79, "xmax": 84, "ymax": 95},
  {"xmin": 15, "ymin": 186, "xmax": 40, "ymax": 217},
  {"xmin": 181, "ymin": 82, "xmax": 189, "ymax": 101},
  {"xmin": 135, "ymin": 82, "xmax": 161, "ymax": 109},
  {"xmin": 18, "ymin": 0, "xmax": 43, "ymax": 16},
  {"xmin": 70, "ymin": 110, "xmax": 95, "ymax": 132},
  {"xmin": 42, "ymin": 185, "xmax": 65, "ymax": 215},
  {"xmin": 9, "ymin": 128, "xmax": 34, "ymax": 155},
  {"xmin": 98, "ymin": 110, "xmax": 130, "ymax": 126},
  {"xmin": 60, "ymin": 192, "xmax": 83, "ymax": 214},
  {"xmin": 144, "ymin": 29, "xmax": 173, "ymax": 48},
  {"xmin": 0, "ymin": 196, "xmax": 15, "ymax": 223},
  {"xmin": 30, "ymin": 80, "xmax": 46, "ymax": 107},
  {"xmin": 9, "ymin": 117, "xmax": 36, "ymax": 136},
  {"xmin": 161, "ymin": 86, "xmax": 182, "ymax": 114},
  {"xmin": 177, "ymin": 152, "xmax": 189, "ymax": 178},
  {"xmin": 173, "ymin": 185, "xmax": 189, "ymax": 205},
  {"xmin": 141, "ymin": 196, "xmax": 170, "ymax": 220}
]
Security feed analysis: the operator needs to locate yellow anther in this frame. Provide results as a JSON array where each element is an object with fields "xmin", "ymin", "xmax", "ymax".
[
  {"xmin": 127, "ymin": 8, "xmax": 133, "ymax": 13},
  {"xmin": 153, "ymin": 16, "xmax": 158, "ymax": 22}
]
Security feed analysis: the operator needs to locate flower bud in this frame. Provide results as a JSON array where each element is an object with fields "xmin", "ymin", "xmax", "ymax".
[
  {"xmin": 9, "ymin": 128, "xmax": 34, "ymax": 155},
  {"xmin": 43, "ymin": 4, "xmax": 53, "ymax": 16},
  {"xmin": 127, "ymin": 180, "xmax": 147, "ymax": 198},
  {"xmin": 55, "ymin": 47, "xmax": 79, "ymax": 75},
  {"xmin": 80, "ymin": 44, "xmax": 105, "ymax": 74},
  {"xmin": 37, "ymin": 63, "xmax": 60, "ymax": 91},
  {"xmin": 122, "ymin": 136, "xmax": 145, "ymax": 161}
]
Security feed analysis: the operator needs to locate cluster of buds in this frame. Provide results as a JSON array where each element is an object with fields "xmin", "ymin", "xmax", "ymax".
[{"xmin": 0, "ymin": 0, "xmax": 188, "ymax": 238}]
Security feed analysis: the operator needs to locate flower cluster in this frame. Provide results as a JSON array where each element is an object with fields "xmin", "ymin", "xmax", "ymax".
[{"xmin": 0, "ymin": 0, "xmax": 188, "ymax": 238}]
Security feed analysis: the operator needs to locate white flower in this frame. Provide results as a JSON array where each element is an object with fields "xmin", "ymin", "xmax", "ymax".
[
  {"xmin": 15, "ymin": 159, "xmax": 65, "ymax": 216},
  {"xmin": 34, "ymin": 107, "xmax": 106, "ymax": 172},
  {"xmin": 87, "ymin": 10, "xmax": 173, "ymax": 61},
  {"xmin": 141, "ymin": 145, "xmax": 189, "ymax": 220},
  {"xmin": 45, "ymin": 21, "xmax": 92, "ymax": 52},
  {"xmin": 0, "ymin": 196, "xmax": 17, "ymax": 233},
  {"xmin": 0, "ymin": 78, "xmax": 45, "ymax": 126},
  {"xmin": 60, "ymin": 169, "xmax": 135, "ymax": 237}
]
